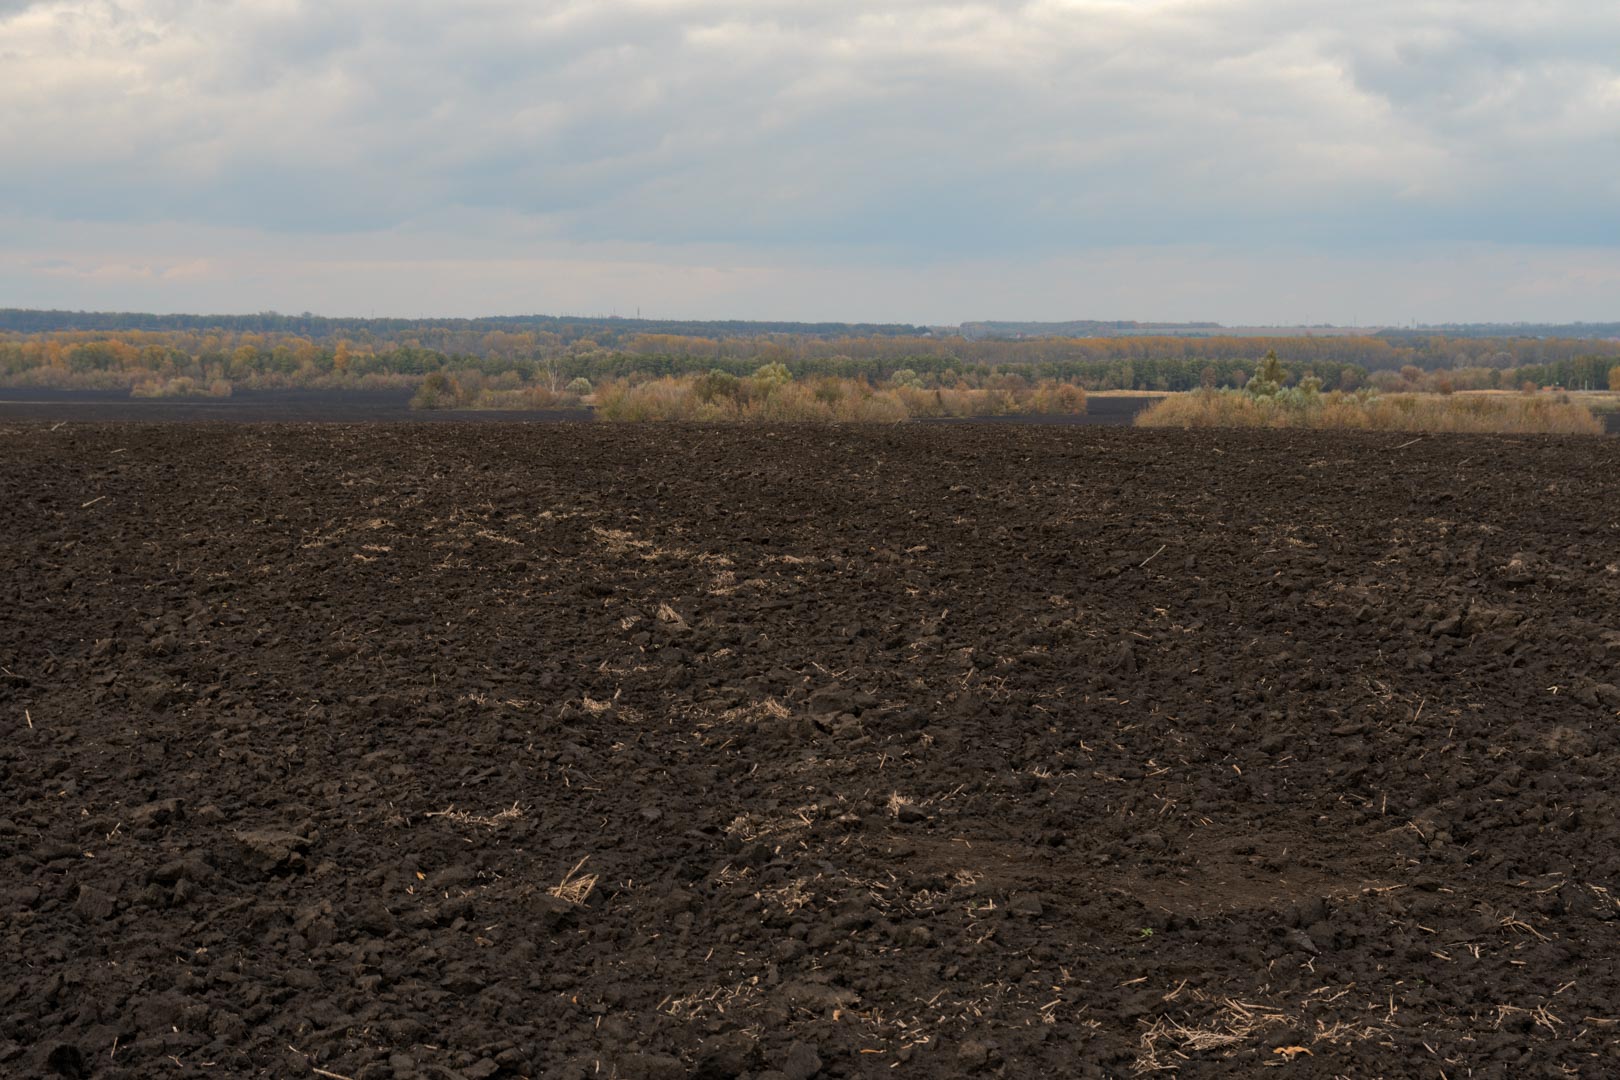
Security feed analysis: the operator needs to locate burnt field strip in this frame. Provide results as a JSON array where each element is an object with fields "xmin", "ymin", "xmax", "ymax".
[{"xmin": 3, "ymin": 422, "xmax": 1620, "ymax": 1079}]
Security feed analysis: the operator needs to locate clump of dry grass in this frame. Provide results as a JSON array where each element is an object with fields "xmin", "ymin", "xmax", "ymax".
[
  {"xmin": 1136, "ymin": 389, "xmax": 1602, "ymax": 435},
  {"xmin": 548, "ymin": 856, "xmax": 599, "ymax": 905}
]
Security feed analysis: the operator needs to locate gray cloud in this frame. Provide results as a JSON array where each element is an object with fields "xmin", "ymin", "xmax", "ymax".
[{"xmin": 2, "ymin": 0, "xmax": 1618, "ymax": 317}]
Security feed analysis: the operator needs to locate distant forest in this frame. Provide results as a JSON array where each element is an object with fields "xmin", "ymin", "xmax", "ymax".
[
  {"xmin": 960, "ymin": 320, "xmax": 1223, "ymax": 339},
  {"xmin": 967, "ymin": 320, "xmax": 1620, "ymax": 342},
  {"xmin": 0, "ymin": 309, "xmax": 928, "ymax": 344},
  {"xmin": 2, "ymin": 308, "xmax": 1618, "ymax": 396},
  {"xmin": 1393, "ymin": 323, "xmax": 1620, "ymax": 341},
  {"xmin": 8, "ymin": 308, "xmax": 1619, "ymax": 345}
]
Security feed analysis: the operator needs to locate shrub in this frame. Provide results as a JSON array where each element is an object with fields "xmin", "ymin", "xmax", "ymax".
[
  {"xmin": 811, "ymin": 377, "xmax": 845, "ymax": 405},
  {"xmin": 752, "ymin": 362, "xmax": 792, "ymax": 390},
  {"xmin": 593, "ymin": 377, "xmax": 703, "ymax": 421},
  {"xmin": 410, "ymin": 371, "xmax": 464, "ymax": 410},
  {"xmin": 1250, "ymin": 350, "xmax": 1286, "ymax": 394},
  {"xmin": 467, "ymin": 385, "xmax": 575, "ymax": 410},
  {"xmin": 694, "ymin": 369, "xmax": 740, "ymax": 403}
]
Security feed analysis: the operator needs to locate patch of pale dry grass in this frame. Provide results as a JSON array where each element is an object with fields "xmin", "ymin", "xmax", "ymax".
[
  {"xmin": 1136, "ymin": 390, "xmax": 1602, "ymax": 435},
  {"xmin": 591, "ymin": 526, "xmax": 650, "ymax": 556}
]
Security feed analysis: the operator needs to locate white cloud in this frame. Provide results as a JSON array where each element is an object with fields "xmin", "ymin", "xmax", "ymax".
[{"xmin": 1, "ymin": 0, "xmax": 1617, "ymax": 318}]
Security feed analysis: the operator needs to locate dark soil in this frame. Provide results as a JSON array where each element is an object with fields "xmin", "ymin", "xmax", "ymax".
[
  {"xmin": 0, "ymin": 389, "xmax": 592, "ymax": 424},
  {"xmin": 917, "ymin": 397, "xmax": 1163, "ymax": 427},
  {"xmin": 3, "ymin": 422, "xmax": 1619, "ymax": 1080},
  {"xmin": 0, "ymin": 390, "xmax": 1162, "ymax": 429}
]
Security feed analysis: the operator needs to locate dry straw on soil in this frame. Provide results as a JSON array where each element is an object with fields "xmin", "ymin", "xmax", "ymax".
[
  {"xmin": 548, "ymin": 856, "xmax": 599, "ymax": 905},
  {"xmin": 1135, "ymin": 389, "xmax": 1602, "ymax": 435}
]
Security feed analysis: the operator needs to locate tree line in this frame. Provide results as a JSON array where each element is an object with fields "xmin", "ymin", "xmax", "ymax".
[
  {"xmin": 0, "ymin": 309, "xmax": 926, "ymax": 345},
  {"xmin": 3, "ymin": 325, "xmax": 1618, "ymax": 394}
]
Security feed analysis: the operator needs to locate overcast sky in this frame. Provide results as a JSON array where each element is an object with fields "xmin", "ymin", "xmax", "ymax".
[{"xmin": 2, "ymin": 0, "xmax": 1618, "ymax": 324}]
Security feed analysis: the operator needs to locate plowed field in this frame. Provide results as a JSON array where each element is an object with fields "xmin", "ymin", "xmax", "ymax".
[{"xmin": 3, "ymin": 423, "xmax": 1619, "ymax": 1079}]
